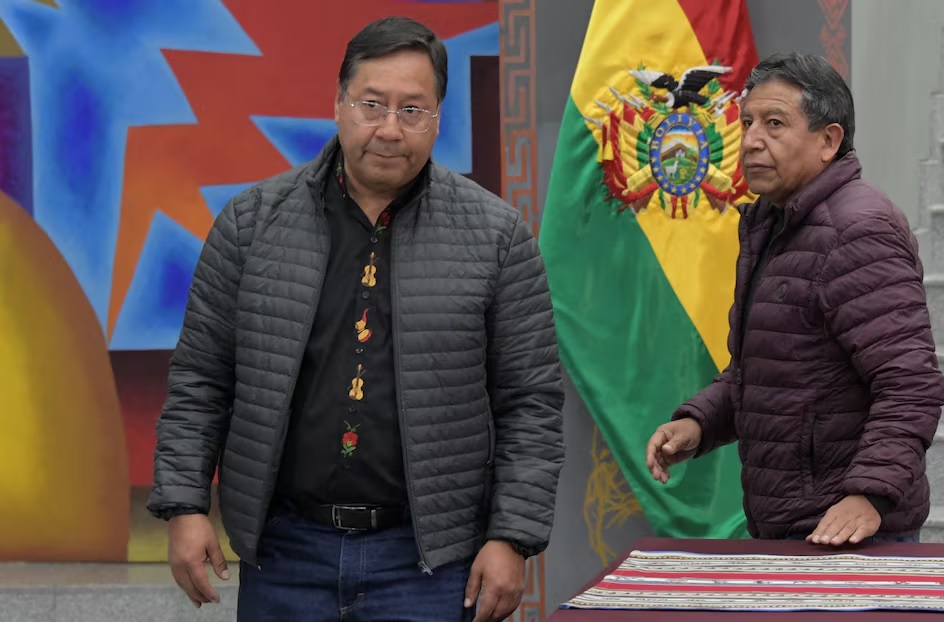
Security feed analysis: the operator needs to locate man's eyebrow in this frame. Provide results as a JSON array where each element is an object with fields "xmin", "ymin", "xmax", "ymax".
[
  {"xmin": 360, "ymin": 87, "xmax": 386, "ymax": 99},
  {"xmin": 358, "ymin": 87, "xmax": 428, "ymax": 102},
  {"xmin": 741, "ymin": 106, "xmax": 790, "ymax": 119}
]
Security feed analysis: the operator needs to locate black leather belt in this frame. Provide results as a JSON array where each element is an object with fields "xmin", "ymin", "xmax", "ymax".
[{"xmin": 307, "ymin": 504, "xmax": 406, "ymax": 531}]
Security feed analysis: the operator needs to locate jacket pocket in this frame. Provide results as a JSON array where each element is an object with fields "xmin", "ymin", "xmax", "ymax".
[
  {"xmin": 216, "ymin": 405, "xmax": 234, "ymax": 481},
  {"xmin": 480, "ymin": 410, "xmax": 496, "ymax": 537},
  {"xmin": 799, "ymin": 413, "xmax": 815, "ymax": 495}
]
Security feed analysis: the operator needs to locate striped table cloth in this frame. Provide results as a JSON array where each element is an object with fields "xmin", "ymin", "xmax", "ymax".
[{"xmin": 562, "ymin": 550, "xmax": 944, "ymax": 613}]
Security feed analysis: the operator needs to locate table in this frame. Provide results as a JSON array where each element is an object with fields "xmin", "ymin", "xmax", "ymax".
[{"xmin": 548, "ymin": 537, "xmax": 944, "ymax": 621}]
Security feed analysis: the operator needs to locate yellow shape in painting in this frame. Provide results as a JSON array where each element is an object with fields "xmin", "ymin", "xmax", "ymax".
[
  {"xmin": 1, "ymin": 3, "xmax": 59, "ymax": 57},
  {"xmin": 0, "ymin": 20, "xmax": 23, "ymax": 57},
  {"xmin": 0, "ymin": 192, "xmax": 129, "ymax": 561}
]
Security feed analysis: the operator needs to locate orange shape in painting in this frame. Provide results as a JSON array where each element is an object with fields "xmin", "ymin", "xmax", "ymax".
[{"xmin": 0, "ymin": 192, "xmax": 129, "ymax": 561}]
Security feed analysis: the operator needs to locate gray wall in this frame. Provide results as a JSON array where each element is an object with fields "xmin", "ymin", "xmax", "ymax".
[
  {"xmin": 534, "ymin": 0, "xmax": 851, "ymax": 612},
  {"xmin": 535, "ymin": 2, "xmax": 647, "ymax": 612},
  {"xmin": 852, "ymin": 0, "xmax": 944, "ymax": 229}
]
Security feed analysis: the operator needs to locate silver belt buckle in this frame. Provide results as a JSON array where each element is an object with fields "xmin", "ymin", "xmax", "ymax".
[{"xmin": 331, "ymin": 505, "xmax": 370, "ymax": 530}]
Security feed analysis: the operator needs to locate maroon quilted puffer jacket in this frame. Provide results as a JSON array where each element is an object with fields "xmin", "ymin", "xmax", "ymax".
[{"xmin": 674, "ymin": 153, "xmax": 944, "ymax": 539}]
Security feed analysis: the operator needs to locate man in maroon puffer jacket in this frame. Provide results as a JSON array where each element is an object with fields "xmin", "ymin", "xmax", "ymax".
[{"xmin": 646, "ymin": 52, "xmax": 944, "ymax": 546}]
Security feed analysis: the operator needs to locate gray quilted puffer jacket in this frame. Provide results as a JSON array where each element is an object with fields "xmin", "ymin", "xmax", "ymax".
[{"xmin": 148, "ymin": 137, "xmax": 565, "ymax": 569}]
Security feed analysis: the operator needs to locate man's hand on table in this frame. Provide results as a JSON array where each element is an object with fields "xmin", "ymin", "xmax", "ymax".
[{"xmin": 806, "ymin": 495, "xmax": 881, "ymax": 546}]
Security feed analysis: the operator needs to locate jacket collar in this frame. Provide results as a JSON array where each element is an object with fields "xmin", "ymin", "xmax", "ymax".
[
  {"xmin": 739, "ymin": 152, "xmax": 862, "ymax": 231},
  {"xmin": 304, "ymin": 135, "xmax": 431, "ymax": 207},
  {"xmin": 305, "ymin": 136, "xmax": 342, "ymax": 202}
]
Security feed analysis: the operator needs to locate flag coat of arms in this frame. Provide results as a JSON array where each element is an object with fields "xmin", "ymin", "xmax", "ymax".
[{"xmin": 541, "ymin": 0, "xmax": 759, "ymax": 538}]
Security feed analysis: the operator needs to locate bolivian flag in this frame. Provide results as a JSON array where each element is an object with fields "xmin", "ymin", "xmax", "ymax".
[{"xmin": 541, "ymin": 0, "xmax": 758, "ymax": 538}]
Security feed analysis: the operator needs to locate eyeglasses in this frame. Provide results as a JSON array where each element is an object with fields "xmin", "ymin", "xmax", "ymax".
[{"xmin": 345, "ymin": 99, "xmax": 439, "ymax": 134}]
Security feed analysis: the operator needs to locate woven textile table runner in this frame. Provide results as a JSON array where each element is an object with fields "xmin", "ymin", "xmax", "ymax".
[{"xmin": 562, "ymin": 550, "xmax": 944, "ymax": 613}]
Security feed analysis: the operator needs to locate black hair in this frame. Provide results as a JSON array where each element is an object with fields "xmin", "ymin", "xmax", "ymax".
[
  {"xmin": 339, "ymin": 16, "xmax": 448, "ymax": 102},
  {"xmin": 745, "ymin": 52, "xmax": 854, "ymax": 158}
]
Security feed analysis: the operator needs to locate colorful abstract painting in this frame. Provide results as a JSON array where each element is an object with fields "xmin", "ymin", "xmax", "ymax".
[{"xmin": 0, "ymin": 0, "xmax": 501, "ymax": 563}]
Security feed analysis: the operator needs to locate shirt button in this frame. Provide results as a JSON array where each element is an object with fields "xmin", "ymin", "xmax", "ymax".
[
  {"xmin": 370, "ymin": 236, "xmax": 378, "ymax": 244},
  {"xmin": 348, "ymin": 406, "xmax": 357, "ymax": 414},
  {"xmin": 355, "ymin": 348, "xmax": 364, "ymax": 355},
  {"xmin": 361, "ymin": 291, "xmax": 370, "ymax": 300}
]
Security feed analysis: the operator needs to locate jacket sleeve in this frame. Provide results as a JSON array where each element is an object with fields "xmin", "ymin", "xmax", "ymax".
[
  {"xmin": 671, "ymin": 366, "xmax": 738, "ymax": 457},
  {"xmin": 147, "ymin": 197, "xmax": 245, "ymax": 517},
  {"xmin": 671, "ymin": 284, "xmax": 740, "ymax": 456},
  {"xmin": 818, "ymin": 215, "xmax": 944, "ymax": 508},
  {"xmin": 484, "ymin": 212, "xmax": 565, "ymax": 556}
]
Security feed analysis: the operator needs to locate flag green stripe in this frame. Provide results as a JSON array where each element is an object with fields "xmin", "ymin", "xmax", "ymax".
[{"xmin": 541, "ymin": 97, "xmax": 748, "ymax": 538}]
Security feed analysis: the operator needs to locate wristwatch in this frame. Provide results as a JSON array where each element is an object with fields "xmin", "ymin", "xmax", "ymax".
[
  {"xmin": 506, "ymin": 540, "xmax": 538, "ymax": 559},
  {"xmin": 153, "ymin": 505, "xmax": 205, "ymax": 521}
]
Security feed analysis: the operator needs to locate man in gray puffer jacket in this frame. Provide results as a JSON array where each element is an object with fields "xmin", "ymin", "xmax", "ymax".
[{"xmin": 147, "ymin": 16, "xmax": 564, "ymax": 622}]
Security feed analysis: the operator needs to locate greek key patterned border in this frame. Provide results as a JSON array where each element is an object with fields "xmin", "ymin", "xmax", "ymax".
[
  {"xmin": 818, "ymin": 0, "xmax": 849, "ymax": 79},
  {"xmin": 500, "ymin": 0, "xmax": 540, "ymax": 240},
  {"xmin": 498, "ymin": 1, "xmax": 546, "ymax": 618}
]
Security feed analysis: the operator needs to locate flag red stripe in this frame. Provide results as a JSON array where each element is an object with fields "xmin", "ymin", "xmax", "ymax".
[
  {"xmin": 596, "ymin": 581, "xmax": 944, "ymax": 597},
  {"xmin": 611, "ymin": 569, "xmax": 944, "ymax": 584},
  {"xmin": 677, "ymin": 0, "xmax": 759, "ymax": 92}
]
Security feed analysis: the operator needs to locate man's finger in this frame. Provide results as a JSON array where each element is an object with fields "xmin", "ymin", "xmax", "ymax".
[
  {"xmin": 646, "ymin": 435, "xmax": 669, "ymax": 483},
  {"xmin": 207, "ymin": 540, "xmax": 230, "ymax": 581},
  {"xmin": 645, "ymin": 432, "xmax": 667, "ymax": 469},
  {"xmin": 188, "ymin": 561, "xmax": 220, "ymax": 604},
  {"xmin": 648, "ymin": 460, "xmax": 667, "ymax": 482},
  {"xmin": 810, "ymin": 513, "xmax": 839, "ymax": 544},
  {"xmin": 645, "ymin": 448, "xmax": 658, "ymax": 471},
  {"xmin": 848, "ymin": 523, "xmax": 874, "ymax": 545},
  {"xmin": 472, "ymin": 585, "xmax": 498, "ymax": 622},
  {"xmin": 493, "ymin": 590, "xmax": 523, "ymax": 621},
  {"xmin": 649, "ymin": 462, "xmax": 668, "ymax": 484},
  {"xmin": 172, "ymin": 565, "xmax": 206, "ymax": 607},
  {"xmin": 464, "ymin": 566, "xmax": 483, "ymax": 610},
  {"xmin": 829, "ymin": 520, "xmax": 858, "ymax": 546}
]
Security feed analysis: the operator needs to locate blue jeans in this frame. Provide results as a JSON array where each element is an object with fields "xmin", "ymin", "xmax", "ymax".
[{"xmin": 238, "ymin": 514, "xmax": 473, "ymax": 622}]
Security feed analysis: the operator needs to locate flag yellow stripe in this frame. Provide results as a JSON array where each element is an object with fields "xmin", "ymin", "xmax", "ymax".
[
  {"xmin": 635, "ymin": 208, "xmax": 738, "ymax": 371},
  {"xmin": 571, "ymin": 0, "xmax": 707, "ymax": 115},
  {"xmin": 570, "ymin": 0, "xmax": 737, "ymax": 371}
]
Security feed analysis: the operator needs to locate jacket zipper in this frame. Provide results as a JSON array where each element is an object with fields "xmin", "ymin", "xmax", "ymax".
[
  {"xmin": 735, "ymin": 210, "xmax": 787, "ymax": 385},
  {"xmin": 733, "ymin": 213, "xmax": 751, "ymax": 387},
  {"xmin": 256, "ymin": 197, "xmax": 330, "ymax": 569},
  {"xmin": 390, "ymin": 195, "xmax": 433, "ymax": 575},
  {"xmin": 486, "ymin": 414, "xmax": 495, "ymax": 466}
]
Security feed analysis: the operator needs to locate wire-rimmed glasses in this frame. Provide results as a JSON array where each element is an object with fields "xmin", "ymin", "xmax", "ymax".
[{"xmin": 345, "ymin": 99, "xmax": 439, "ymax": 134}]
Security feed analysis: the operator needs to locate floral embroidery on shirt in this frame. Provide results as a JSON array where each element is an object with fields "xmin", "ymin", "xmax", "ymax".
[
  {"xmin": 336, "ymin": 153, "xmax": 395, "ymax": 234},
  {"xmin": 336, "ymin": 157, "xmax": 345, "ymax": 190},
  {"xmin": 341, "ymin": 421, "xmax": 360, "ymax": 458},
  {"xmin": 374, "ymin": 209, "xmax": 392, "ymax": 234}
]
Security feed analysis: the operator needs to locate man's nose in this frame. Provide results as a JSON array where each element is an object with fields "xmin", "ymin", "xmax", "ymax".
[
  {"xmin": 375, "ymin": 110, "xmax": 403, "ymax": 140},
  {"xmin": 741, "ymin": 124, "xmax": 762, "ymax": 150}
]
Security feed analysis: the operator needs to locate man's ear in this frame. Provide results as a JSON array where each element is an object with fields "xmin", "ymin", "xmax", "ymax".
[
  {"xmin": 335, "ymin": 81, "xmax": 344, "ymax": 123},
  {"xmin": 821, "ymin": 123, "xmax": 844, "ymax": 162}
]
